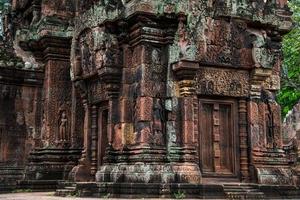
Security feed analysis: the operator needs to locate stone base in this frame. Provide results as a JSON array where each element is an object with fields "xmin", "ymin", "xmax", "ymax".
[
  {"xmin": 24, "ymin": 148, "xmax": 82, "ymax": 180},
  {"xmin": 17, "ymin": 180, "xmax": 59, "ymax": 191},
  {"xmin": 255, "ymin": 167, "xmax": 296, "ymax": 185},
  {"xmin": 95, "ymin": 162, "xmax": 201, "ymax": 184},
  {"xmin": 56, "ymin": 182, "xmax": 300, "ymax": 199},
  {"xmin": 0, "ymin": 166, "xmax": 24, "ymax": 193},
  {"xmin": 58, "ymin": 182, "xmax": 224, "ymax": 199},
  {"xmin": 259, "ymin": 184, "xmax": 300, "ymax": 199},
  {"xmin": 0, "ymin": 166, "xmax": 24, "ymax": 184},
  {"xmin": 69, "ymin": 163, "xmax": 92, "ymax": 182},
  {"xmin": 293, "ymin": 166, "xmax": 300, "ymax": 185}
]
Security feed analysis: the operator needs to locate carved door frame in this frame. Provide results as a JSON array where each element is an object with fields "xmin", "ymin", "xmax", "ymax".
[{"xmin": 198, "ymin": 98, "xmax": 240, "ymax": 179}]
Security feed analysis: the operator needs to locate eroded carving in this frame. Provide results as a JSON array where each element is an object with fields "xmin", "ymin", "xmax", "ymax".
[{"xmin": 195, "ymin": 68, "xmax": 250, "ymax": 97}]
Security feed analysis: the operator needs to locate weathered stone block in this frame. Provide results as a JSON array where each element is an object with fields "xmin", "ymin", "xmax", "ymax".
[{"xmin": 136, "ymin": 97, "xmax": 153, "ymax": 121}]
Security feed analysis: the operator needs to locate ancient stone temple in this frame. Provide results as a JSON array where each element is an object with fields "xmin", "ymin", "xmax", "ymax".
[{"xmin": 1, "ymin": 0, "xmax": 300, "ymax": 198}]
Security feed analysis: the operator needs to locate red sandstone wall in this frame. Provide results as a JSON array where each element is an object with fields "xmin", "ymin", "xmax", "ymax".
[{"xmin": 0, "ymin": 74, "xmax": 43, "ymax": 168}]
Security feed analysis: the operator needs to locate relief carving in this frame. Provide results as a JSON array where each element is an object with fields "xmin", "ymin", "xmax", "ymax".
[
  {"xmin": 151, "ymin": 48, "xmax": 164, "ymax": 81},
  {"xmin": 251, "ymin": 30, "xmax": 275, "ymax": 69},
  {"xmin": 94, "ymin": 27, "xmax": 120, "ymax": 70},
  {"xmin": 169, "ymin": 15, "xmax": 197, "ymax": 63},
  {"xmin": 261, "ymin": 88, "xmax": 281, "ymax": 149},
  {"xmin": 73, "ymin": 28, "xmax": 120, "ymax": 78},
  {"xmin": 89, "ymin": 80, "xmax": 108, "ymax": 103},
  {"xmin": 151, "ymin": 98, "xmax": 165, "ymax": 146},
  {"xmin": 79, "ymin": 32, "xmax": 95, "ymax": 75},
  {"xmin": 58, "ymin": 110, "xmax": 69, "ymax": 142},
  {"xmin": 200, "ymin": 80, "xmax": 214, "ymax": 95},
  {"xmin": 195, "ymin": 68, "xmax": 249, "ymax": 97}
]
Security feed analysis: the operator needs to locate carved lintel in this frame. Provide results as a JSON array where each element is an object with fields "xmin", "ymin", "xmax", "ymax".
[{"xmin": 194, "ymin": 67, "xmax": 250, "ymax": 97}]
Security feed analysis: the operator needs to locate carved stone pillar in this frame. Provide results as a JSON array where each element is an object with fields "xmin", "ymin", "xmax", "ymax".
[
  {"xmin": 90, "ymin": 105, "xmax": 98, "ymax": 176},
  {"xmin": 19, "ymin": 37, "xmax": 81, "ymax": 180},
  {"xmin": 238, "ymin": 99, "xmax": 250, "ymax": 181},
  {"xmin": 70, "ymin": 84, "xmax": 84, "ymax": 148},
  {"xmin": 172, "ymin": 60, "xmax": 199, "ymax": 97},
  {"xmin": 172, "ymin": 60, "xmax": 198, "ymax": 146},
  {"xmin": 21, "ymin": 37, "xmax": 73, "ymax": 147},
  {"xmin": 172, "ymin": 59, "xmax": 201, "ymax": 183},
  {"xmin": 250, "ymin": 68, "xmax": 272, "ymax": 99},
  {"xmin": 96, "ymin": 14, "xmax": 202, "ymax": 184},
  {"xmin": 69, "ymin": 99, "xmax": 92, "ymax": 182}
]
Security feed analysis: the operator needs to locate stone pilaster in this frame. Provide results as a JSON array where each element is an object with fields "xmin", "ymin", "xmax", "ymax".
[
  {"xmin": 238, "ymin": 99, "xmax": 250, "ymax": 181},
  {"xmin": 171, "ymin": 59, "xmax": 201, "ymax": 183},
  {"xmin": 20, "ymin": 36, "xmax": 81, "ymax": 180}
]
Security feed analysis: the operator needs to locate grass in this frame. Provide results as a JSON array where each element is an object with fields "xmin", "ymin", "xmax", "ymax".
[
  {"xmin": 11, "ymin": 189, "xmax": 33, "ymax": 193},
  {"xmin": 173, "ymin": 190, "xmax": 186, "ymax": 199}
]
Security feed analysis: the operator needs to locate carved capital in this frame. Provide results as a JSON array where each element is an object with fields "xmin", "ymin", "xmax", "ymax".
[
  {"xmin": 172, "ymin": 60, "xmax": 199, "ymax": 96},
  {"xmin": 126, "ymin": 14, "xmax": 177, "ymax": 47},
  {"xmin": 97, "ymin": 66, "xmax": 122, "ymax": 84},
  {"xmin": 20, "ymin": 36, "xmax": 71, "ymax": 61},
  {"xmin": 250, "ymin": 68, "xmax": 272, "ymax": 98},
  {"xmin": 172, "ymin": 60, "xmax": 199, "ymax": 81},
  {"xmin": 178, "ymin": 80, "xmax": 196, "ymax": 97}
]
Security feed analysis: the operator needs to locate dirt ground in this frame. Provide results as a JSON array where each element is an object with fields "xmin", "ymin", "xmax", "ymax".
[{"xmin": 0, "ymin": 192, "xmax": 192, "ymax": 200}]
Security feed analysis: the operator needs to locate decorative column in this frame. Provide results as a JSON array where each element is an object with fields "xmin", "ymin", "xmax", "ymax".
[
  {"xmin": 20, "ymin": 37, "xmax": 73, "ymax": 147},
  {"xmin": 90, "ymin": 105, "xmax": 98, "ymax": 176},
  {"xmin": 19, "ymin": 36, "xmax": 82, "ymax": 180},
  {"xmin": 250, "ymin": 68, "xmax": 272, "ymax": 99},
  {"xmin": 172, "ymin": 60, "xmax": 198, "ymax": 147},
  {"xmin": 248, "ymin": 30, "xmax": 294, "ymax": 184},
  {"xmin": 238, "ymin": 99, "xmax": 250, "ymax": 181},
  {"xmin": 69, "ymin": 96, "xmax": 93, "ymax": 181},
  {"xmin": 172, "ymin": 59, "xmax": 201, "ymax": 183},
  {"xmin": 96, "ymin": 14, "xmax": 179, "ymax": 184}
]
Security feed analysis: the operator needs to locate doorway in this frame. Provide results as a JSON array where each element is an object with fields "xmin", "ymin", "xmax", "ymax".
[{"xmin": 198, "ymin": 99, "xmax": 239, "ymax": 178}]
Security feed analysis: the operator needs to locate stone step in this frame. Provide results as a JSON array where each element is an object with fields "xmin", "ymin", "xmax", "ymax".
[
  {"xmin": 64, "ymin": 186, "xmax": 76, "ymax": 190},
  {"xmin": 57, "ymin": 181, "xmax": 76, "ymax": 189},
  {"xmin": 224, "ymin": 186, "xmax": 256, "ymax": 190},
  {"xmin": 223, "ymin": 184, "xmax": 265, "ymax": 199},
  {"xmin": 55, "ymin": 189, "xmax": 75, "ymax": 197},
  {"xmin": 17, "ymin": 180, "xmax": 59, "ymax": 191},
  {"xmin": 224, "ymin": 184, "xmax": 256, "ymax": 188},
  {"xmin": 55, "ymin": 189, "xmax": 77, "ymax": 197},
  {"xmin": 55, "ymin": 181, "xmax": 78, "ymax": 197},
  {"xmin": 0, "ymin": 184, "xmax": 16, "ymax": 193},
  {"xmin": 224, "ymin": 188, "xmax": 260, "ymax": 193},
  {"xmin": 227, "ymin": 194, "xmax": 265, "ymax": 200}
]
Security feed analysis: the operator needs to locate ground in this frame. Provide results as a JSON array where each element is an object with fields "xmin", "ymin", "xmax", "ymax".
[
  {"xmin": 0, "ymin": 192, "xmax": 112, "ymax": 200},
  {"xmin": 0, "ymin": 192, "xmax": 192, "ymax": 200}
]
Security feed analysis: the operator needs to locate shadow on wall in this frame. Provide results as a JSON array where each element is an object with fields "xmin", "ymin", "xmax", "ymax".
[{"xmin": 0, "ymin": 85, "xmax": 37, "ymax": 167}]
